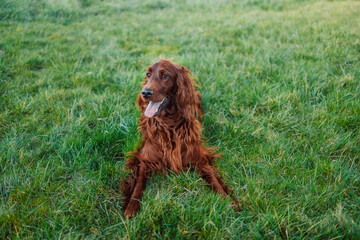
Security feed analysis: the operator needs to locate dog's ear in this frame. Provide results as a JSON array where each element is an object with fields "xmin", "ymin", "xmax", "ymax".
[
  {"xmin": 136, "ymin": 94, "xmax": 145, "ymax": 112},
  {"xmin": 136, "ymin": 78, "xmax": 147, "ymax": 112},
  {"xmin": 175, "ymin": 66, "xmax": 200, "ymax": 121}
]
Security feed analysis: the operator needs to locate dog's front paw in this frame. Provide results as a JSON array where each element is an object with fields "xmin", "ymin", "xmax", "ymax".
[
  {"xmin": 231, "ymin": 200, "xmax": 241, "ymax": 211},
  {"xmin": 124, "ymin": 200, "xmax": 140, "ymax": 218},
  {"xmin": 124, "ymin": 208, "xmax": 137, "ymax": 218}
]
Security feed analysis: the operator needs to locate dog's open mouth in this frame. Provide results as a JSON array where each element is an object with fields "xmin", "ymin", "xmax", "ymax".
[{"xmin": 144, "ymin": 97, "xmax": 168, "ymax": 118}]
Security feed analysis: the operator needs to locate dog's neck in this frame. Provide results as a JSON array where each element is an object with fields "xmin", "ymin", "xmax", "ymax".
[{"xmin": 140, "ymin": 113, "xmax": 200, "ymax": 137}]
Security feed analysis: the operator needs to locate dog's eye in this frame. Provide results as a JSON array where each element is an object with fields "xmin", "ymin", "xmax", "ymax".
[
  {"xmin": 161, "ymin": 74, "xmax": 170, "ymax": 80},
  {"xmin": 146, "ymin": 73, "xmax": 150, "ymax": 78}
]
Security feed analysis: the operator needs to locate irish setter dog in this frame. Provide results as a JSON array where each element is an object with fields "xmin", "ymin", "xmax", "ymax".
[{"xmin": 122, "ymin": 59, "xmax": 232, "ymax": 218}]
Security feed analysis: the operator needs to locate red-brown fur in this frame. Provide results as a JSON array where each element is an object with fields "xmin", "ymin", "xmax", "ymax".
[{"xmin": 122, "ymin": 59, "xmax": 232, "ymax": 218}]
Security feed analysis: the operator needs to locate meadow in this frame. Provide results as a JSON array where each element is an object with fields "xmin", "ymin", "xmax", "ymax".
[{"xmin": 0, "ymin": 0, "xmax": 359, "ymax": 239}]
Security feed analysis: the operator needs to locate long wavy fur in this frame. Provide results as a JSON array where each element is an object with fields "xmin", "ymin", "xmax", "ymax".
[{"xmin": 121, "ymin": 60, "xmax": 233, "ymax": 218}]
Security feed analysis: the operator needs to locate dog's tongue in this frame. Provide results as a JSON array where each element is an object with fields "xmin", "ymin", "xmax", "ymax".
[{"xmin": 144, "ymin": 101, "xmax": 161, "ymax": 117}]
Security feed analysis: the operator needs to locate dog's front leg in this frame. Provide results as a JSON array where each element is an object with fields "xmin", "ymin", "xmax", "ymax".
[
  {"xmin": 123, "ymin": 164, "xmax": 148, "ymax": 218},
  {"xmin": 197, "ymin": 164, "xmax": 240, "ymax": 210},
  {"xmin": 197, "ymin": 164, "xmax": 229, "ymax": 197}
]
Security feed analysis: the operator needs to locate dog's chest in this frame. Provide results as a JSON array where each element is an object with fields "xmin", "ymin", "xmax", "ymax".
[{"xmin": 142, "ymin": 127, "xmax": 188, "ymax": 171}]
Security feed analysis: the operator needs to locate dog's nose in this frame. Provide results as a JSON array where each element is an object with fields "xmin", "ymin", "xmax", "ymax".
[{"xmin": 141, "ymin": 89, "xmax": 153, "ymax": 99}]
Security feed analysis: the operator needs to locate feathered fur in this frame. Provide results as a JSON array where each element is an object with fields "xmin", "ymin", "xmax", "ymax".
[{"xmin": 121, "ymin": 60, "xmax": 232, "ymax": 218}]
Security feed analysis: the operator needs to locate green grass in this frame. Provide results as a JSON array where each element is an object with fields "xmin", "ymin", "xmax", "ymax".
[{"xmin": 1, "ymin": 0, "xmax": 359, "ymax": 238}]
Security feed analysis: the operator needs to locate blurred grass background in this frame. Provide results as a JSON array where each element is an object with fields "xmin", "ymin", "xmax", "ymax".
[{"xmin": 0, "ymin": 0, "xmax": 359, "ymax": 239}]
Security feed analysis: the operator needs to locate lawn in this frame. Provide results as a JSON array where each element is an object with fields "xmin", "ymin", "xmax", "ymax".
[{"xmin": 0, "ymin": 0, "xmax": 359, "ymax": 239}]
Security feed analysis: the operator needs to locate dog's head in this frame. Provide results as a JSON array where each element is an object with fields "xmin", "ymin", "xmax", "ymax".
[{"xmin": 137, "ymin": 59, "xmax": 201, "ymax": 121}]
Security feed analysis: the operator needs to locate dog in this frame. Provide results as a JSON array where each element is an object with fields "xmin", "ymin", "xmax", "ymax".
[{"xmin": 122, "ymin": 60, "xmax": 233, "ymax": 218}]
